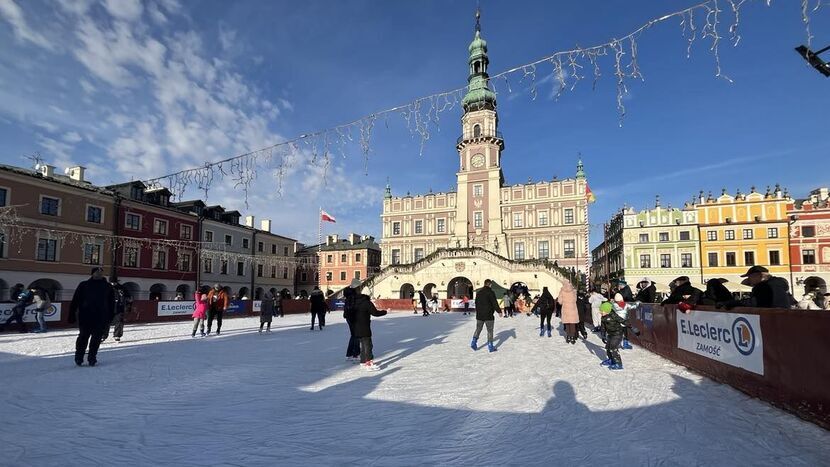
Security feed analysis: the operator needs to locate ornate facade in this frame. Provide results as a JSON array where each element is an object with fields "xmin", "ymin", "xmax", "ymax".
[{"xmin": 380, "ymin": 15, "xmax": 589, "ymax": 280}]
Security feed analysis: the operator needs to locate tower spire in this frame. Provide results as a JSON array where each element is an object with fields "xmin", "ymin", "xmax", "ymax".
[
  {"xmin": 462, "ymin": 6, "xmax": 496, "ymax": 113},
  {"xmin": 475, "ymin": 4, "xmax": 481, "ymax": 32}
]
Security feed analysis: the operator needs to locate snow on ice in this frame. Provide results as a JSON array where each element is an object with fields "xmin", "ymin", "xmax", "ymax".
[{"xmin": 1, "ymin": 312, "xmax": 828, "ymax": 466}]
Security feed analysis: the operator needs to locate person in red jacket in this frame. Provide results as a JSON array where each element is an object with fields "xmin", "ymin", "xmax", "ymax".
[{"xmin": 206, "ymin": 284, "xmax": 229, "ymax": 335}]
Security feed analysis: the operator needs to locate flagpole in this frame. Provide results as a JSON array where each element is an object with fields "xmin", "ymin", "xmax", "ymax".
[{"xmin": 317, "ymin": 206, "xmax": 322, "ymax": 289}]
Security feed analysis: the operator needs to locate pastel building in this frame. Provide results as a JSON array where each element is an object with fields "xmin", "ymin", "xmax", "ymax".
[{"xmin": 788, "ymin": 187, "xmax": 830, "ymax": 296}]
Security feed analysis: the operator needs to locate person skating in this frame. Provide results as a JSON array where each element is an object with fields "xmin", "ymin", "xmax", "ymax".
[
  {"xmin": 206, "ymin": 284, "xmax": 229, "ymax": 335},
  {"xmin": 31, "ymin": 288, "xmax": 50, "ymax": 333},
  {"xmin": 418, "ymin": 290, "xmax": 429, "ymax": 316},
  {"xmin": 309, "ymin": 286, "xmax": 327, "ymax": 330},
  {"xmin": 352, "ymin": 286, "xmax": 387, "ymax": 370},
  {"xmin": 68, "ymin": 267, "xmax": 115, "ymax": 367},
  {"xmin": 557, "ymin": 282, "xmax": 579, "ymax": 344},
  {"xmin": 601, "ymin": 293, "xmax": 640, "ymax": 370},
  {"xmin": 1, "ymin": 286, "xmax": 33, "ymax": 333},
  {"xmin": 103, "ymin": 280, "xmax": 129, "ymax": 342},
  {"xmin": 502, "ymin": 292, "xmax": 513, "ymax": 318},
  {"xmin": 635, "ymin": 278, "xmax": 657, "ymax": 303},
  {"xmin": 462, "ymin": 295, "xmax": 470, "ymax": 315},
  {"xmin": 534, "ymin": 287, "xmax": 555, "ymax": 337},
  {"xmin": 275, "ymin": 292, "xmax": 284, "ymax": 318},
  {"xmin": 192, "ymin": 286, "xmax": 208, "ymax": 337},
  {"xmin": 259, "ymin": 290, "xmax": 274, "ymax": 332},
  {"xmin": 588, "ymin": 290, "xmax": 605, "ymax": 333},
  {"xmin": 577, "ymin": 291, "xmax": 590, "ymax": 340},
  {"xmin": 471, "ymin": 279, "xmax": 501, "ymax": 352},
  {"xmin": 343, "ymin": 280, "xmax": 362, "ymax": 362}
]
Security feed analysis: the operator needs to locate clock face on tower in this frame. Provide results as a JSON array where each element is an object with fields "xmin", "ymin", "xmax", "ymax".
[{"xmin": 471, "ymin": 154, "xmax": 485, "ymax": 169}]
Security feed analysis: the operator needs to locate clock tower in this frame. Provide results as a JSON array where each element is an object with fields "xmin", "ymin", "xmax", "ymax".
[{"xmin": 453, "ymin": 8, "xmax": 506, "ymax": 252}]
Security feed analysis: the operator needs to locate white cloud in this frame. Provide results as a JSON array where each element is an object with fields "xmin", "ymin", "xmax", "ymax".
[
  {"xmin": 62, "ymin": 131, "xmax": 82, "ymax": 143},
  {"xmin": 218, "ymin": 24, "xmax": 236, "ymax": 52},
  {"xmin": 0, "ymin": 0, "xmax": 54, "ymax": 49},
  {"xmin": 103, "ymin": 0, "xmax": 144, "ymax": 22},
  {"xmin": 79, "ymin": 79, "xmax": 96, "ymax": 94}
]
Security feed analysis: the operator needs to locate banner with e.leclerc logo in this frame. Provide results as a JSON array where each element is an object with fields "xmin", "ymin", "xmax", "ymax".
[
  {"xmin": 157, "ymin": 301, "xmax": 196, "ymax": 316},
  {"xmin": 676, "ymin": 310, "xmax": 764, "ymax": 376},
  {"xmin": 0, "ymin": 303, "xmax": 62, "ymax": 322}
]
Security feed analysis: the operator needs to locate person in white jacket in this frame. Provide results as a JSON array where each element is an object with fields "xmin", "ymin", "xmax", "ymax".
[
  {"xmin": 797, "ymin": 291, "xmax": 824, "ymax": 310},
  {"xmin": 588, "ymin": 291, "xmax": 605, "ymax": 332}
]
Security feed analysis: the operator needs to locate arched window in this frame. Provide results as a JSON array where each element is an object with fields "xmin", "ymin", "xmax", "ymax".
[
  {"xmin": 474, "ymin": 62, "xmax": 481, "ymax": 74},
  {"xmin": 473, "ymin": 124, "xmax": 481, "ymax": 138}
]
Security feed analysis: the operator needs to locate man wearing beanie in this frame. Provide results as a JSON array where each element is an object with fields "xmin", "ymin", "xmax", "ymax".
[{"xmin": 68, "ymin": 267, "xmax": 115, "ymax": 367}]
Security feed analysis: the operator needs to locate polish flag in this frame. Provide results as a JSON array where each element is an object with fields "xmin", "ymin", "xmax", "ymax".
[{"xmin": 320, "ymin": 210, "xmax": 336, "ymax": 223}]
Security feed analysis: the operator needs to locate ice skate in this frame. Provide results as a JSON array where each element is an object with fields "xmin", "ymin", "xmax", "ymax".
[
  {"xmin": 622, "ymin": 339, "xmax": 632, "ymax": 350},
  {"xmin": 539, "ymin": 326, "xmax": 545, "ymax": 337},
  {"xmin": 362, "ymin": 360, "xmax": 380, "ymax": 371},
  {"xmin": 470, "ymin": 337, "xmax": 478, "ymax": 350},
  {"xmin": 488, "ymin": 342, "xmax": 497, "ymax": 352},
  {"xmin": 600, "ymin": 358, "xmax": 613, "ymax": 366},
  {"xmin": 609, "ymin": 363, "xmax": 624, "ymax": 370}
]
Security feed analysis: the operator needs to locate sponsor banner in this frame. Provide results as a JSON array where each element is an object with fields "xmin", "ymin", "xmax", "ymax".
[
  {"xmin": 157, "ymin": 301, "xmax": 196, "ymax": 316},
  {"xmin": 640, "ymin": 304, "xmax": 654, "ymax": 329},
  {"xmin": 329, "ymin": 299, "xmax": 345, "ymax": 311},
  {"xmin": 0, "ymin": 303, "xmax": 62, "ymax": 322},
  {"xmin": 676, "ymin": 310, "xmax": 764, "ymax": 375},
  {"xmin": 253, "ymin": 301, "xmax": 262, "ymax": 313},
  {"xmin": 225, "ymin": 300, "xmax": 249, "ymax": 313},
  {"xmin": 449, "ymin": 299, "xmax": 471, "ymax": 309}
]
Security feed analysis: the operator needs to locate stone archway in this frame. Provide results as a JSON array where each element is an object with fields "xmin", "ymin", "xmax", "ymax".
[
  {"xmin": 122, "ymin": 282, "xmax": 141, "ymax": 300},
  {"xmin": 804, "ymin": 276, "xmax": 827, "ymax": 296},
  {"xmin": 399, "ymin": 283, "xmax": 415, "ymax": 299},
  {"xmin": 149, "ymin": 283, "xmax": 167, "ymax": 301},
  {"xmin": 28, "ymin": 278, "xmax": 63, "ymax": 301},
  {"xmin": 447, "ymin": 276, "xmax": 473, "ymax": 299},
  {"xmin": 423, "ymin": 283, "xmax": 436, "ymax": 298},
  {"xmin": 238, "ymin": 287, "xmax": 249, "ymax": 299}
]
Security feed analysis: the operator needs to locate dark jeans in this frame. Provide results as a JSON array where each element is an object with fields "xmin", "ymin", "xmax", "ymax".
[
  {"xmin": 473, "ymin": 320, "xmax": 494, "ymax": 342},
  {"xmin": 506, "ymin": 305, "xmax": 514, "ymax": 317},
  {"xmin": 359, "ymin": 336, "xmax": 374, "ymax": 363},
  {"xmin": 606, "ymin": 333, "xmax": 623, "ymax": 365},
  {"xmin": 346, "ymin": 319, "xmax": 360, "ymax": 358},
  {"xmin": 207, "ymin": 308, "xmax": 223, "ymax": 333},
  {"xmin": 75, "ymin": 323, "xmax": 104, "ymax": 364},
  {"xmin": 421, "ymin": 302, "xmax": 429, "ymax": 315},
  {"xmin": 3, "ymin": 305, "xmax": 27, "ymax": 332},
  {"xmin": 540, "ymin": 312, "xmax": 552, "ymax": 329},
  {"xmin": 311, "ymin": 310, "xmax": 325, "ymax": 329},
  {"xmin": 577, "ymin": 320, "xmax": 587, "ymax": 338}
]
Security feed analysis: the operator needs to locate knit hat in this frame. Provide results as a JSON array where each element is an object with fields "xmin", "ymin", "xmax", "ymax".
[
  {"xmin": 349, "ymin": 278, "xmax": 362, "ymax": 289},
  {"xmin": 614, "ymin": 293, "xmax": 624, "ymax": 302},
  {"xmin": 599, "ymin": 301, "xmax": 613, "ymax": 314}
]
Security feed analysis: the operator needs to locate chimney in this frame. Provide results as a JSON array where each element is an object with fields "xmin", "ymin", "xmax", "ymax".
[
  {"xmin": 244, "ymin": 215, "xmax": 255, "ymax": 228},
  {"xmin": 327, "ymin": 234, "xmax": 339, "ymax": 246},
  {"xmin": 37, "ymin": 164, "xmax": 55, "ymax": 178},
  {"xmin": 349, "ymin": 233, "xmax": 360, "ymax": 245},
  {"xmin": 67, "ymin": 166, "xmax": 86, "ymax": 182},
  {"xmin": 260, "ymin": 219, "xmax": 272, "ymax": 233}
]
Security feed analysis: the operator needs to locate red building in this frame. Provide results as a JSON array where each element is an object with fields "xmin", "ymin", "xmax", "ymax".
[
  {"xmin": 108, "ymin": 182, "xmax": 199, "ymax": 300},
  {"xmin": 788, "ymin": 188, "xmax": 830, "ymax": 297}
]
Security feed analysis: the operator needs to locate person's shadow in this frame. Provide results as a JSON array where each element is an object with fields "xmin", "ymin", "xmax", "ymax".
[{"xmin": 493, "ymin": 328, "xmax": 516, "ymax": 348}]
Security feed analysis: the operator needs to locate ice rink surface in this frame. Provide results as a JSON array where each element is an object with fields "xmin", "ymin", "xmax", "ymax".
[{"xmin": 1, "ymin": 311, "xmax": 828, "ymax": 466}]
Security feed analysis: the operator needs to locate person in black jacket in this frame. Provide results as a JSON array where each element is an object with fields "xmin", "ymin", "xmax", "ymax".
[
  {"xmin": 533, "ymin": 287, "xmax": 555, "ymax": 338},
  {"xmin": 418, "ymin": 290, "xmax": 429, "ymax": 316},
  {"xmin": 352, "ymin": 288, "xmax": 387, "ymax": 370},
  {"xmin": 635, "ymin": 278, "xmax": 657, "ymax": 303},
  {"xmin": 699, "ymin": 278, "xmax": 733, "ymax": 307},
  {"xmin": 343, "ymin": 280, "xmax": 362, "ymax": 362},
  {"xmin": 615, "ymin": 280, "xmax": 635, "ymax": 302},
  {"xmin": 723, "ymin": 266, "xmax": 795, "ymax": 309},
  {"xmin": 471, "ymin": 279, "xmax": 501, "ymax": 352},
  {"xmin": 69, "ymin": 267, "xmax": 115, "ymax": 367},
  {"xmin": 1, "ymin": 286, "xmax": 33, "ymax": 333},
  {"xmin": 309, "ymin": 286, "xmax": 327, "ymax": 330},
  {"xmin": 661, "ymin": 276, "xmax": 703, "ymax": 306}
]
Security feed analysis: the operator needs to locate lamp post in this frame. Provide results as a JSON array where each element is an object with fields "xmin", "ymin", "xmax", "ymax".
[{"xmin": 795, "ymin": 45, "xmax": 830, "ymax": 77}]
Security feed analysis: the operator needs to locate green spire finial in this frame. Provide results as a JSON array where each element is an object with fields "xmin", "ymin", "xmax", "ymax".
[
  {"xmin": 384, "ymin": 178, "xmax": 391, "ymax": 199},
  {"xmin": 462, "ymin": 6, "xmax": 496, "ymax": 113},
  {"xmin": 475, "ymin": 4, "xmax": 481, "ymax": 32},
  {"xmin": 575, "ymin": 155, "xmax": 585, "ymax": 179}
]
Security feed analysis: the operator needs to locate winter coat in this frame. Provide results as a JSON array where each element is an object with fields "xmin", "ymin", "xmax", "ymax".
[
  {"xmin": 588, "ymin": 293, "xmax": 605, "ymax": 313},
  {"xmin": 661, "ymin": 282, "xmax": 703, "ymax": 306},
  {"xmin": 635, "ymin": 284, "xmax": 657, "ymax": 303},
  {"xmin": 750, "ymin": 277, "xmax": 794, "ymax": 309},
  {"xmin": 797, "ymin": 294, "xmax": 823, "ymax": 310},
  {"xmin": 32, "ymin": 292, "xmax": 50, "ymax": 312},
  {"xmin": 69, "ymin": 278, "xmax": 115, "ymax": 326},
  {"xmin": 113, "ymin": 286, "xmax": 129, "ymax": 314},
  {"xmin": 309, "ymin": 289, "xmax": 327, "ymax": 314},
  {"xmin": 193, "ymin": 292, "xmax": 208, "ymax": 319},
  {"xmin": 604, "ymin": 301, "xmax": 639, "ymax": 335},
  {"xmin": 207, "ymin": 288, "xmax": 229, "ymax": 310},
  {"xmin": 474, "ymin": 286, "xmax": 500, "ymax": 321},
  {"xmin": 617, "ymin": 285, "xmax": 635, "ymax": 302},
  {"xmin": 418, "ymin": 291, "xmax": 427, "ymax": 305},
  {"xmin": 557, "ymin": 286, "xmax": 579, "ymax": 324},
  {"xmin": 352, "ymin": 294, "xmax": 387, "ymax": 337},
  {"xmin": 343, "ymin": 287, "xmax": 357, "ymax": 321},
  {"xmin": 699, "ymin": 281, "xmax": 733, "ymax": 306},
  {"xmin": 503, "ymin": 294, "xmax": 513, "ymax": 308},
  {"xmin": 260, "ymin": 295, "xmax": 274, "ymax": 318},
  {"xmin": 533, "ymin": 291, "xmax": 555, "ymax": 316}
]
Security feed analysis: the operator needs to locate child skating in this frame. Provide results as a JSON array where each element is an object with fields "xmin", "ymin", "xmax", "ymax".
[{"xmin": 600, "ymin": 293, "xmax": 639, "ymax": 370}]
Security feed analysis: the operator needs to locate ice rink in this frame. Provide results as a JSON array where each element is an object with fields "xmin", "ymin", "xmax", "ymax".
[{"xmin": 1, "ymin": 311, "xmax": 828, "ymax": 466}]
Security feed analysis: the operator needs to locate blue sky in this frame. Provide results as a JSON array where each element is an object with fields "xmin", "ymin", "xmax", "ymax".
[{"xmin": 0, "ymin": 0, "xmax": 828, "ymax": 246}]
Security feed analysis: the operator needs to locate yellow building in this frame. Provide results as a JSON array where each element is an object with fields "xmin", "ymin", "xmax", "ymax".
[{"xmin": 696, "ymin": 186, "xmax": 792, "ymax": 292}]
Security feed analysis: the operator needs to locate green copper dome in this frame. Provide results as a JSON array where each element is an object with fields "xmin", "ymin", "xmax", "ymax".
[{"xmin": 462, "ymin": 28, "xmax": 496, "ymax": 112}]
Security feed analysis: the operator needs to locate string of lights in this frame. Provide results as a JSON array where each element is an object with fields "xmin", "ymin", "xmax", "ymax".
[{"xmin": 134, "ymin": 0, "xmax": 822, "ymax": 207}]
